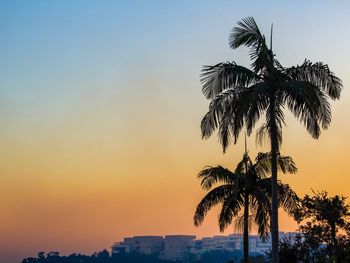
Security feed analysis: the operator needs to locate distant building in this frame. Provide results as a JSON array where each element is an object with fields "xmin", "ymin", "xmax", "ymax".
[
  {"xmin": 112, "ymin": 236, "xmax": 163, "ymax": 255},
  {"xmin": 111, "ymin": 232, "xmax": 296, "ymax": 261},
  {"xmin": 198, "ymin": 235, "xmax": 235, "ymax": 252},
  {"xmin": 248, "ymin": 235, "xmax": 271, "ymax": 254},
  {"xmin": 160, "ymin": 235, "xmax": 196, "ymax": 261}
]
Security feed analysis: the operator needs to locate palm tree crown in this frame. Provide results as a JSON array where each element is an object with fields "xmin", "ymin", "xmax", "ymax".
[
  {"xmin": 194, "ymin": 152, "xmax": 299, "ymax": 261},
  {"xmin": 201, "ymin": 17, "xmax": 342, "ymax": 150}
]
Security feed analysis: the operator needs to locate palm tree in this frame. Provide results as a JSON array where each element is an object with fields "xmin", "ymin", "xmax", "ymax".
[
  {"xmin": 199, "ymin": 17, "xmax": 342, "ymax": 262},
  {"xmin": 194, "ymin": 152, "xmax": 299, "ymax": 263}
]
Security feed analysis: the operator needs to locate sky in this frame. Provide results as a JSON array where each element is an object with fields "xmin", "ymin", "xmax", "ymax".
[{"xmin": 1, "ymin": 1, "xmax": 350, "ymax": 262}]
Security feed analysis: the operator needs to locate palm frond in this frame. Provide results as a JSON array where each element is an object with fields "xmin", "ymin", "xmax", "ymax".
[
  {"xmin": 248, "ymin": 179, "xmax": 299, "ymax": 239},
  {"xmin": 218, "ymin": 191, "xmax": 245, "ymax": 232},
  {"xmin": 194, "ymin": 185, "xmax": 234, "ymax": 227},
  {"xmin": 265, "ymin": 100, "xmax": 285, "ymax": 148},
  {"xmin": 222, "ymin": 98, "xmax": 245, "ymax": 150},
  {"xmin": 234, "ymin": 214, "xmax": 254, "ymax": 234},
  {"xmin": 198, "ymin": 166, "xmax": 236, "ymax": 191},
  {"xmin": 240, "ymin": 83, "xmax": 269, "ymax": 135},
  {"xmin": 202, "ymin": 82, "xmax": 269, "ymax": 152},
  {"xmin": 250, "ymin": 185, "xmax": 271, "ymax": 240},
  {"xmin": 279, "ymin": 80, "xmax": 331, "ymax": 138},
  {"xmin": 284, "ymin": 60, "xmax": 342, "ymax": 100},
  {"xmin": 229, "ymin": 17, "xmax": 263, "ymax": 49},
  {"xmin": 255, "ymin": 124, "xmax": 282, "ymax": 147},
  {"xmin": 255, "ymin": 200, "xmax": 271, "ymax": 241},
  {"xmin": 277, "ymin": 156, "xmax": 297, "ymax": 174},
  {"xmin": 218, "ymin": 109, "xmax": 233, "ymax": 151},
  {"xmin": 229, "ymin": 17, "xmax": 273, "ymax": 73},
  {"xmin": 201, "ymin": 62, "xmax": 260, "ymax": 99},
  {"xmin": 200, "ymin": 88, "xmax": 238, "ymax": 140},
  {"xmin": 200, "ymin": 88, "xmax": 247, "ymax": 152},
  {"xmin": 253, "ymin": 152, "xmax": 272, "ymax": 178},
  {"xmin": 277, "ymin": 183, "xmax": 300, "ymax": 217},
  {"xmin": 254, "ymin": 152, "xmax": 297, "ymax": 176}
]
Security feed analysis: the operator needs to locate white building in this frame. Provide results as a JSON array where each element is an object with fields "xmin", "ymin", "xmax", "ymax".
[
  {"xmin": 248, "ymin": 235, "xmax": 271, "ymax": 254},
  {"xmin": 200, "ymin": 235, "xmax": 235, "ymax": 251},
  {"xmin": 160, "ymin": 235, "xmax": 196, "ymax": 261},
  {"xmin": 111, "ymin": 232, "xmax": 296, "ymax": 261},
  {"xmin": 111, "ymin": 235, "xmax": 163, "ymax": 255}
]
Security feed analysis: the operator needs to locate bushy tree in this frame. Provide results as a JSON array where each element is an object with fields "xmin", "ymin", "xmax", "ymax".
[{"xmin": 276, "ymin": 191, "xmax": 350, "ymax": 262}]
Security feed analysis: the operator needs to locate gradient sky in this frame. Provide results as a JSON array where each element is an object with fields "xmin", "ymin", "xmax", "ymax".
[{"xmin": 1, "ymin": 1, "xmax": 350, "ymax": 262}]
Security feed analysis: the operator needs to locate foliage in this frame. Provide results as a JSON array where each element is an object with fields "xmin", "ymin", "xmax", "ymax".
[
  {"xmin": 200, "ymin": 16, "xmax": 342, "ymax": 153},
  {"xmin": 274, "ymin": 192, "xmax": 350, "ymax": 262},
  {"xmin": 194, "ymin": 151, "xmax": 299, "ymax": 263},
  {"xmin": 295, "ymin": 191, "xmax": 350, "ymax": 246},
  {"xmin": 194, "ymin": 152, "xmax": 298, "ymax": 238},
  {"xmin": 22, "ymin": 251, "xmax": 173, "ymax": 263},
  {"xmin": 21, "ymin": 250, "xmax": 272, "ymax": 263}
]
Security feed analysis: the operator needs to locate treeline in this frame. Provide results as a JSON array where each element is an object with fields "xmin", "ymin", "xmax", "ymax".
[
  {"xmin": 21, "ymin": 250, "xmax": 259, "ymax": 263},
  {"xmin": 21, "ymin": 251, "xmax": 172, "ymax": 263}
]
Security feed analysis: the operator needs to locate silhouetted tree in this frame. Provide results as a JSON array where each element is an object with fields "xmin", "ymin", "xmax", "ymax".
[
  {"xmin": 274, "ymin": 234, "xmax": 316, "ymax": 262},
  {"xmin": 295, "ymin": 191, "xmax": 350, "ymax": 262},
  {"xmin": 22, "ymin": 250, "xmax": 174, "ymax": 263},
  {"xmin": 199, "ymin": 17, "xmax": 342, "ymax": 262},
  {"xmin": 22, "ymin": 258, "xmax": 35, "ymax": 263},
  {"xmin": 270, "ymin": 192, "xmax": 350, "ymax": 262},
  {"xmin": 194, "ymin": 152, "xmax": 299, "ymax": 263}
]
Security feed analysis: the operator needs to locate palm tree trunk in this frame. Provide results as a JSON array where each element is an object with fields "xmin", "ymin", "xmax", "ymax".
[
  {"xmin": 331, "ymin": 223, "xmax": 338, "ymax": 263},
  {"xmin": 243, "ymin": 192, "xmax": 249, "ymax": 263},
  {"xmin": 269, "ymin": 95, "xmax": 279, "ymax": 263}
]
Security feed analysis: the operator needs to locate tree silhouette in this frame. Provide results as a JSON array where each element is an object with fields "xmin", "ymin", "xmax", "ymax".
[
  {"xmin": 22, "ymin": 250, "xmax": 174, "ymax": 263},
  {"xmin": 295, "ymin": 191, "xmax": 350, "ymax": 262},
  {"xmin": 199, "ymin": 17, "xmax": 342, "ymax": 262},
  {"xmin": 193, "ymin": 152, "xmax": 299, "ymax": 263}
]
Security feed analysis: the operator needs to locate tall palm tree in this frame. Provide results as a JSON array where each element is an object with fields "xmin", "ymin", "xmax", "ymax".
[
  {"xmin": 194, "ymin": 152, "xmax": 299, "ymax": 263},
  {"xmin": 199, "ymin": 17, "xmax": 342, "ymax": 262}
]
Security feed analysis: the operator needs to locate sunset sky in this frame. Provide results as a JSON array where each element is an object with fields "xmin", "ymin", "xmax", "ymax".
[{"xmin": 1, "ymin": 1, "xmax": 350, "ymax": 263}]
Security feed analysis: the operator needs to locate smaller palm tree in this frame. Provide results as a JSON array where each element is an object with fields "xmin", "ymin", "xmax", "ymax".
[{"xmin": 193, "ymin": 152, "xmax": 299, "ymax": 263}]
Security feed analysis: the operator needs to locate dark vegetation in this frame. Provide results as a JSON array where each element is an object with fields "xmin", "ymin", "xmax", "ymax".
[
  {"xmin": 22, "ymin": 251, "xmax": 172, "ymax": 263},
  {"xmin": 276, "ymin": 191, "xmax": 350, "ymax": 263},
  {"xmin": 21, "ymin": 250, "xmax": 251, "ymax": 263},
  {"xmin": 193, "ymin": 151, "xmax": 299, "ymax": 263}
]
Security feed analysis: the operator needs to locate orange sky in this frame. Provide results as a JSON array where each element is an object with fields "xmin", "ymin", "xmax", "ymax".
[{"xmin": 1, "ymin": 1, "xmax": 350, "ymax": 263}]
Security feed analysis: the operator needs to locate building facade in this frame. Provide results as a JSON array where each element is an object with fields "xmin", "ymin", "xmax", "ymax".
[
  {"xmin": 111, "ymin": 232, "xmax": 295, "ymax": 261},
  {"xmin": 111, "ymin": 236, "xmax": 164, "ymax": 255}
]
